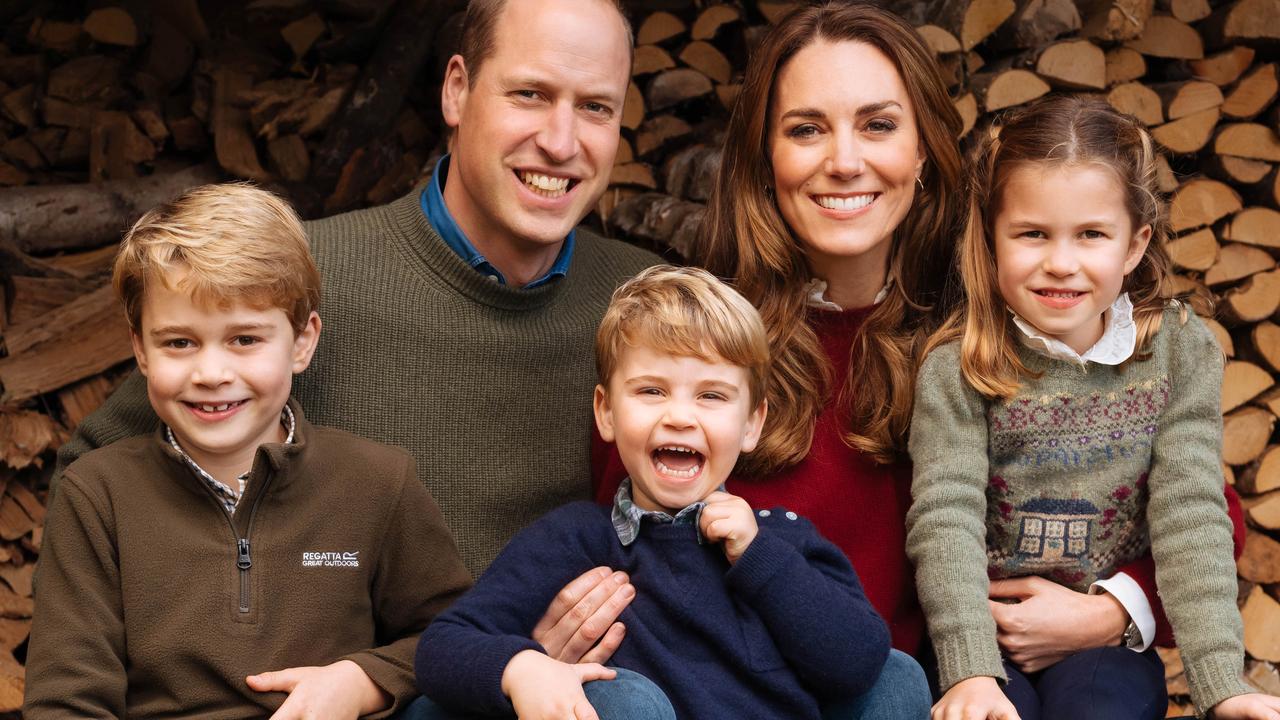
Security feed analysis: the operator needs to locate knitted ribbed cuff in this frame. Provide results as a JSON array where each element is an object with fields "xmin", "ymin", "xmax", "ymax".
[
  {"xmin": 724, "ymin": 530, "xmax": 794, "ymax": 598},
  {"xmin": 934, "ymin": 630, "xmax": 1007, "ymax": 693},
  {"xmin": 1185, "ymin": 651, "xmax": 1252, "ymax": 718}
]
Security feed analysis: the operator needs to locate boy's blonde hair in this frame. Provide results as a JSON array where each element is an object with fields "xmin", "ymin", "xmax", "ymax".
[
  {"xmin": 113, "ymin": 183, "xmax": 321, "ymax": 333},
  {"xmin": 596, "ymin": 265, "xmax": 770, "ymax": 408},
  {"xmin": 933, "ymin": 95, "xmax": 1177, "ymax": 399}
]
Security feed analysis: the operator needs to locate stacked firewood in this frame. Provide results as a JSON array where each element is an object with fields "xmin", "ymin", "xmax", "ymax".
[{"xmin": 1, "ymin": 0, "xmax": 1279, "ymax": 715}]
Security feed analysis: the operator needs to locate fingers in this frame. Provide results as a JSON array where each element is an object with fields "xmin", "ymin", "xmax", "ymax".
[
  {"xmin": 246, "ymin": 668, "xmax": 300, "ymax": 693},
  {"xmin": 988, "ymin": 577, "xmax": 1036, "ymax": 600},
  {"xmin": 578, "ymin": 622, "xmax": 626, "ymax": 665},
  {"xmin": 533, "ymin": 567, "xmax": 613, "ymax": 639},
  {"xmin": 535, "ymin": 568, "xmax": 633, "ymax": 663},
  {"xmin": 572, "ymin": 663, "xmax": 617, "ymax": 683},
  {"xmin": 573, "ymin": 697, "xmax": 601, "ymax": 720}
]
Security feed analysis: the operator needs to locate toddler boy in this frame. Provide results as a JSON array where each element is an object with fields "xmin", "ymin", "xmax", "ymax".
[
  {"xmin": 415, "ymin": 265, "xmax": 890, "ymax": 719},
  {"xmin": 25, "ymin": 183, "xmax": 472, "ymax": 718}
]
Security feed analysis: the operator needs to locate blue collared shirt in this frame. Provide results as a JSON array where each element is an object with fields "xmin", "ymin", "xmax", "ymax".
[
  {"xmin": 610, "ymin": 477, "xmax": 714, "ymax": 547},
  {"xmin": 420, "ymin": 154, "xmax": 575, "ymax": 289}
]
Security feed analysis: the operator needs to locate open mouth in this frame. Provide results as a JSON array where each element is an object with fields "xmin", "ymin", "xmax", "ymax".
[
  {"xmin": 184, "ymin": 399, "xmax": 247, "ymax": 415},
  {"xmin": 813, "ymin": 193, "xmax": 877, "ymax": 212},
  {"xmin": 518, "ymin": 170, "xmax": 577, "ymax": 199},
  {"xmin": 1035, "ymin": 290, "xmax": 1084, "ymax": 299},
  {"xmin": 651, "ymin": 445, "xmax": 704, "ymax": 480}
]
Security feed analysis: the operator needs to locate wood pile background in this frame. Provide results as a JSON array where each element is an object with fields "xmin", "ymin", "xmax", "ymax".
[{"xmin": 0, "ymin": 0, "xmax": 1276, "ymax": 715}]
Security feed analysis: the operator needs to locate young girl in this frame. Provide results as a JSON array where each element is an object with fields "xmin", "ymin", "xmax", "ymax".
[{"xmin": 906, "ymin": 95, "xmax": 1280, "ymax": 720}]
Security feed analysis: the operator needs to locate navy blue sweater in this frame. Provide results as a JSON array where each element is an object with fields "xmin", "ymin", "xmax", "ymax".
[{"xmin": 416, "ymin": 502, "xmax": 890, "ymax": 720}]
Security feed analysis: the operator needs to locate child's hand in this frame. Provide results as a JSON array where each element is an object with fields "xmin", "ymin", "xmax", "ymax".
[
  {"xmin": 699, "ymin": 491, "xmax": 758, "ymax": 564},
  {"xmin": 501, "ymin": 649, "xmax": 616, "ymax": 720},
  {"xmin": 1212, "ymin": 693, "xmax": 1280, "ymax": 719},
  {"xmin": 932, "ymin": 676, "xmax": 1020, "ymax": 720},
  {"xmin": 247, "ymin": 659, "xmax": 388, "ymax": 720}
]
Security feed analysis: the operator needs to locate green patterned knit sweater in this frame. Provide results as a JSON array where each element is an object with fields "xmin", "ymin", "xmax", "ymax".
[
  {"xmin": 54, "ymin": 186, "xmax": 660, "ymax": 577},
  {"xmin": 906, "ymin": 306, "xmax": 1250, "ymax": 715}
]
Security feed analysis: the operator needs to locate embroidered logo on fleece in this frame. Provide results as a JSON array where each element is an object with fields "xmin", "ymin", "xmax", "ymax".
[{"xmin": 302, "ymin": 551, "xmax": 360, "ymax": 568}]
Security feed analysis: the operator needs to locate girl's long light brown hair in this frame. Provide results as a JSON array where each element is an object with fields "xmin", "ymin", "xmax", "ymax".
[
  {"xmin": 700, "ymin": 2, "xmax": 965, "ymax": 473},
  {"xmin": 939, "ymin": 95, "xmax": 1177, "ymax": 399}
]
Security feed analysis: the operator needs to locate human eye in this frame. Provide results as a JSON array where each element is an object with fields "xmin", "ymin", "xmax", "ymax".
[
  {"xmin": 1081, "ymin": 229, "xmax": 1108, "ymax": 240},
  {"xmin": 700, "ymin": 391, "xmax": 728, "ymax": 402},
  {"xmin": 866, "ymin": 117, "xmax": 898, "ymax": 134},
  {"xmin": 582, "ymin": 101, "xmax": 613, "ymax": 118},
  {"xmin": 163, "ymin": 338, "xmax": 193, "ymax": 350},
  {"xmin": 511, "ymin": 89, "xmax": 542, "ymax": 103},
  {"xmin": 786, "ymin": 123, "xmax": 820, "ymax": 140},
  {"xmin": 1019, "ymin": 229, "xmax": 1046, "ymax": 240},
  {"xmin": 231, "ymin": 335, "xmax": 261, "ymax": 347}
]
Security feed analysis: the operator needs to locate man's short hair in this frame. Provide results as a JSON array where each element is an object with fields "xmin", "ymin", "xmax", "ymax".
[
  {"xmin": 113, "ymin": 183, "xmax": 321, "ymax": 334},
  {"xmin": 458, "ymin": 0, "xmax": 633, "ymax": 86},
  {"xmin": 596, "ymin": 265, "xmax": 770, "ymax": 408}
]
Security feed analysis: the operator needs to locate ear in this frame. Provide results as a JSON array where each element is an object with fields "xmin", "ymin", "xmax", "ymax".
[
  {"xmin": 130, "ymin": 328, "xmax": 149, "ymax": 377},
  {"xmin": 440, "ymin": 55, "xmax": 469, "ymax": 130},
  {"xmin": 593, "ymin": 384, "xmax": 616, "ymax": 442},
  {"xmin": 1123, "ymin": 223, "xmax": 1153, "ymax": 275},
  {"xmin": 290, "ymin": 312, "xmax": 322, "ymax": 374},
  {"xmin": 739, "ymin": 400, "xmax": 768, "ymax": 454}
]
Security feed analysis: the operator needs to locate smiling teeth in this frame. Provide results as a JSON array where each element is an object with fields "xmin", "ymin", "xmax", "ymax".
[
  {"xmin": 521, "ymin": 172, "xmax": 570, "ymax": 197},
  {"xmin": 199, "ymin": 402, "xmax": 236, "ymax": 412},
  {"xmin": 655, "ymin": 460, "xmax": 701, "ymax": 478},
  {"xmin": 1040, "ymin": 291, "xmax": 1082, "ymax": 298},
  {"xmin": 815, "ymin": 194, "xmax": 874, "ymax": 211}
]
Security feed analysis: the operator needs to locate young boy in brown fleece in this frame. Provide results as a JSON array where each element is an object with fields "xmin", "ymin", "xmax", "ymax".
[{"xmin": 24, "ymin": 183, "xmax": 472, "ymax": 719}]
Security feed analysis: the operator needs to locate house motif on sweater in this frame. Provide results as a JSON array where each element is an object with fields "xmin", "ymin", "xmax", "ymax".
[{"xmin": 1014, "ymin": 497, "xmax": 1097, "ymax": 563}]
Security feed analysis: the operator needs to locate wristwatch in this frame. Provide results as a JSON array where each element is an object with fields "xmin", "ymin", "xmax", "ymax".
[{"xmin": 1121, "ymin": 619, "xmax": 1142, "ymax": 649}]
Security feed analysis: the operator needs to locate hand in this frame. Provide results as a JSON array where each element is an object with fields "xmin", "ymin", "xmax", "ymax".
[
  {"xmin": 988, "ymin": 576, "xmax": 1127, "ymax": 673},
  {"xmin": 532, "ymin": 567, "xmax": 633, "ymax": 664},
  {"xmin": 699, "ymin": 491, "xmax": 758, "ymax": 564},
  {"xmin": 501, "ymin": 649, "xmax": 616, "ymax": 720},
  {"xmin": 247, "ymin": 659, "xmax": 389, "ymax": 720},
  {"xmin": 1212, "ymin": 693, "xmax": 1280, "ymax": 719},
  {"xmin": 932, "ymin": 676, "xmax": 1020, "ymax": 720}
]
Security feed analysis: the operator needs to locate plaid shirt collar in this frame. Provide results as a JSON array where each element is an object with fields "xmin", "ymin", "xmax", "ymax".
[
  {"xmin": 165, "ymin": 404, "xmax": 296, "ymax": 516},
  {"xmin": 610, "ymin": 477, "xmax": 716, "ymax": 547}
]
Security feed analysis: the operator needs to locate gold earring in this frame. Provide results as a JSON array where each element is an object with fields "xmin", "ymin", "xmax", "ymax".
[{"xmin": 915, "ymin": 175, "xmax": 924, "ymax": 190}]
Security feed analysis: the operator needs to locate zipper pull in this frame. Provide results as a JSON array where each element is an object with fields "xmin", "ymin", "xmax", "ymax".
[{"xmin": 237, "ymin": 539, "xmax": 252, "ymax": 570}]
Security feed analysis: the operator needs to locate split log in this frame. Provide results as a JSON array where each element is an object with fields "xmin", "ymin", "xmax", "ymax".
[
  {"xmin": 0, "ymin": 410, "xmax": 64, "ymax": 471},
  {"xmin": 994, "ymin": 0, "xmax": 1081, "ymax": 50},
  {"xmin": 955, "ymin": 93, "xmax": 978, "ymax": 138},
  {"xmin": 1151, "ymin": 106, "xmax": 1219, "ymax": 153},
  {"xmin": 1152, "ymin": 80, "xmax": 1222, "ymax": 120},
  {"xmin": 1223, "ymin": 207, "xmax": 1280, "ymax": 249},
  {"xmin": 1189, "ymin": 45, "xmax": 1256, "ymax": 87},
  {"xmin": 8, "ymin": 277, "xmax": 97, "ymax": 325},
  {"xmin": 0, "ymin": 162, "xmax": 221, "ymax": 255},
  {"xmin": 1161, "ymin": 0, "xmax": 1211, "ymax": 23},
  {"xmin": 610, "ymin": 192, "xmax": 705, "ymax": 259},
  {"xmin": 636, "ymin": 114, "xmax": 692, "ymax": 158},
  {"xmin": 1216, "ymin": 123, "xmax": 1280, "ymax": 162},
  {"xmin": 281, "ymin": 13, "xmax": 325, "ymax": 59},
  {"xmin": 1108, "ymin": 82, "xmax": 1162, "ymax": 125},
  {"xmin": 716, "ymin": 83, "xmax": 740, "ymax": 112},
  {"xmin": 1124, "ymin": 15, "xmax": 1203, "ymax": 59},
  {"xmin": 58, "ymin": 374, "xmax": 118, "ymax": 429},
  {"xmin": 679, "ymin": 42, "xmax": 732, "ymax": 84},
  {"xmin": 636, "ymin": 11, "xmax": 686, "ymax": 45},
  {"xmin": 1224, "ymin": 360, "xmax": 1274, "ymax": 412},
  {"xmin": 758, "ymin": 1, "xmax": 799, "ymax": 25},
  {"xmin": 1201, "ymin": 0, "xmax": 1280, "ymax": 49},
  {"xmin": 1223, "ymin": 406, "xmax": 1274, "ymax": 465},
  {"xmin": 1204, "ymin": 316, "xmax": 1234, "ymax": 356},
  {"xmin": 609, "ymin": 162, "xmax": 657, "ymax": 190},
  {"xmin": 663, "ymin": 145, "xmax": 720, "ymax": 202},
  {"xmin": 1206, "ymin": 156, "xmax": 1273, "ymax": 186},
  {"xmin": 633, "ymin": 45, "xmax": 675, "ymax": 77},
  {"xmin": 1, "ymin": 86, "xmax": 35, "ymax": 129},
  {"xmin": 1248, "ymin": 492, "xmax": 1280, "ymax": 530},
  {"xmin": 1254, "ymin": 385, "xmax": 1280, "ymax": 418},
  {"xmin": 917, "ymin": 25, "xmax": 962, "ymax": 55},
  {"xmin": 1223, "ymin": 269, "xmax": 1280, "ymax": 324},
  {"xmin": 212, "ymin": 68, "xmax": 268, "ymax": 181},
  {"xmin": 623, "ymin": 82, "xmax": 644, "ymax": 131},
  {"xmin": 1169, "ymin": 178, "xmax": 1243, "ymax": 232},
  {"xmin": 1104, "ymin": 47, "xmax": 1146, "ymax": 85},
  {"xmin": 267, "ymin": 134, "xmax": 309, "ymax": 183},
  {"xmin": 1246, "ymin": 662, "xmax": 1280, "ymax": 696},
  {"xmin": 83, "ymin": 7, "xmax": 138, "ymax": 47},
  {"xmin": 647, "ymin": 69, "xmax": 713, "ymax": 112},
  {"xmin": 1034, "ymin": 40, "xmax": 1105, "ymax": 89},
  {"xmin": 972, "ymin": 68, "xmax": 1051, "ymax": 111},
  {"xmin": 1205, "ymin": 243, "xmax": 1275, "ymax": 287},
  {"xmin": 1239, "ymin": 444, "xmax": 1280, "ymax": 494},
  {"xmin": 1223, "ymin": 64, "xmax": 1278, "ymax": 120},
  {"xmin": 0, "ymin": 284, "xmax": 133, "ymax": 403},
  {"xmin": 1166, "ymin": 227, "xmax": 1217, "ymax": 270},
  {"xmin": 691, "ymin": 5, "xmax": 740, "ymax": 41},
  {"xmin": 1079, "ymin": 0, "xmax": 1152, "ymax": 42},
  {"xmin": 911, "ymin": 0, "xmax": 1017, "ymax": 52}
]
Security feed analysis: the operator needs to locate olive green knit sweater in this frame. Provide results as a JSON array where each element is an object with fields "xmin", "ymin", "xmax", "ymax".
[
  {"xmin": 54, "ymin": 186, "xmax": 660, "ymax": 576},
  {"xmin": 907, "ymin": 307, "xmax": 1250, "ymax": 716}
]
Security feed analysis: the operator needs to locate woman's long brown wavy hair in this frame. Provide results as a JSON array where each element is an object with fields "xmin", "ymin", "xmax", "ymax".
[
  {"xmin": 700, "ymin": 2, "xmax": 965, "ymax": 473},
  {"xmin": 934, "ymin": 95, "xmax": 1178, "ymax": 399}
]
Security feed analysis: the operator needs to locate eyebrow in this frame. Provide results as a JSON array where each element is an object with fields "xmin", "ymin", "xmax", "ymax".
[
  {"xmin": 149, "ymin": 322, "xmax": 275, "ymax": 337},
  {"xmin": 779, "ymin": 100, "xmax": 903, "ymax": 122}
]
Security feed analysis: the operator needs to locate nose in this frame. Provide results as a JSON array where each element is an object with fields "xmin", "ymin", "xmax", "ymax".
[
  {"xmin": 825, "ymin": 127, "xmax": 865, "ymax": 178},
  {"xmin": 1042, "ymin": 238, "xmax": 1081, "ymax": 276},
  {"xmin": 661, "ymin": 398, "xmax": 697, "ymax": 430},
  {"xmin": 535, "ymin": 101, "xmax": 580, "ymax": 164},
  {"xmin": 191, "ymin": 348, "xmax": 234, "ymax": 388}
]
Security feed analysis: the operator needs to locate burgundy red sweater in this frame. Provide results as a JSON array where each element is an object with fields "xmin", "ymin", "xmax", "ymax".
[{"xmin": 593, "ymin": 305, "xmax": 1246, "ymax": 654}]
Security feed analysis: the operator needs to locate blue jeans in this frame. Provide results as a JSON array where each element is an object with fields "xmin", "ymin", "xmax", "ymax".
[
  {"xmin": 1001, "ymin": 647, "xmax": 1167, "ymax": 720},
  {"xmin": 396, "ymin": 666, "xmax": 674, "ymax": 719},
  {"xmin": 824, "ymin": 649, "xmax": 932, "ymax": 720}
]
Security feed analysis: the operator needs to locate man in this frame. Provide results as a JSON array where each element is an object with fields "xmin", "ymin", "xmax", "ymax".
[{"xmin": 56, "ymin": 0, "xmax": 649, "ymax": 665}]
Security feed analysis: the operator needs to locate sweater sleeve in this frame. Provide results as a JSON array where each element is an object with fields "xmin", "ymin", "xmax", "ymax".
[
  {"xmin": 52, "ymin": 370, "xmax": 158, "ymax": 498},
  {"xmin": 905, "ymin": 343, "xmax": 1005, "ymax": 692},
  {"xmin": 23, "ymin": 470, "xmax": 128, "ymax": 719},
  {"xmin": 1146, "ymin": 313, "xmax": 1251, "ymax": 716},
  {"xmin": 725, "ymin": 512, "xmax": 890, "ymax": 700},
  {"xmin": 414, "ymin": 505, "xmax": 600, "ymax": 715},
  {"xmin": 340, "ymin": 454, "xmax": 472, "ymax": 717}
]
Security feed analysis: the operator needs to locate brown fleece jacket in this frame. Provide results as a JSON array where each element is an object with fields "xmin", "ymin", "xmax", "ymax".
[{"xmin": 24, "ymin": 401, "xmax": 472, "ymax": 719}]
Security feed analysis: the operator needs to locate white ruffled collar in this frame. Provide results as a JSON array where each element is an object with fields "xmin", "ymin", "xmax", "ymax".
[
  {"xmin": 803, "ymin": 278, "xmax": 891, "ymax": 311},
  {"xmin": 1012, "ymin": 293, "xmax": 1136, "ymax": 367}
]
